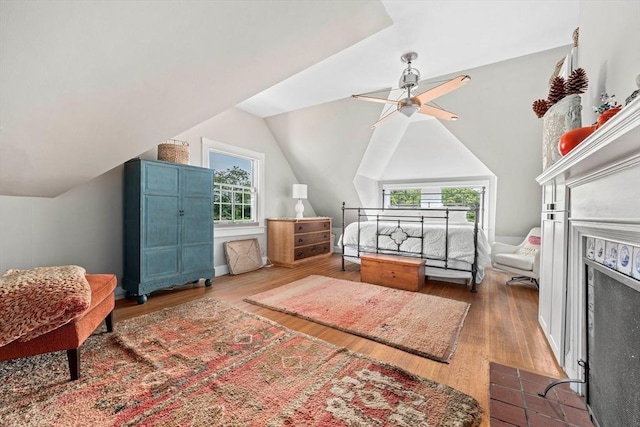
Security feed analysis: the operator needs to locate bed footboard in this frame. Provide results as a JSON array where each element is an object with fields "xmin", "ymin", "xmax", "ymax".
[{"xmin": 341, "ymin": 189, "xmax": 486, "ymax": 292}]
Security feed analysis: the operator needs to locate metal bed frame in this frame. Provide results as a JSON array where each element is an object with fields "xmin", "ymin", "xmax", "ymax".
[{"xmin": 341, "ymin": 187, "xmax": 485, "ymax": 293}]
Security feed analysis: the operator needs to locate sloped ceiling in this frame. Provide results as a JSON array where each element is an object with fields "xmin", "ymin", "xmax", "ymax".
[
  {"xmin": 265, "ymin": 97, "xmax": 380, "ymax": 222},
  {"xmin": 239, "ymin": 0, "xmax": 580, "ymax": 118},
  {"xmin": 0, "ymin": 0, "xmax": 391, "ymax": 197},
  {"xmin": 380, "ymin": 119, "xmax": 493, "ymax": 181}
]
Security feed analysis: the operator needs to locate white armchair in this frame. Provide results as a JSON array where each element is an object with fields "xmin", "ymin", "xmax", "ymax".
[{"xmin": 491, "ymin": 227, "xmax": 541, "ymax": 287}]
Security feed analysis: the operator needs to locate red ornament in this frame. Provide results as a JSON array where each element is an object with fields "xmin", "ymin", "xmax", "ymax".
[
  {"xmin": 596, "ymin": 105, "xmax": 622, "ymax": 128},
  {"xmin": 558, "ymin": 126, "xmax": 597, "ymax": 156}
]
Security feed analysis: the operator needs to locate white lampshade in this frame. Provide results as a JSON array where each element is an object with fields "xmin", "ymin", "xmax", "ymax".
[{"xmin": 292, "ymin": 184, "xmax": 307, "ymax": 199}]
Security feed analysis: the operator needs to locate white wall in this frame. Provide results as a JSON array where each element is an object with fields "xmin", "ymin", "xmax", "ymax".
[
  {"xmin": 268, "ymin": 47, "xmax": 569, "ymax": 244},
  {"xmin": 437, "ymin": 46, "xmax": 572, "ymax": 242},
  {"xmin": 0, "ymin": 166, "xmax": 123, "ymax": 275},
  {"xmin": 266, "ymin": 97, "xmax": 381, "ymax": 224},
  {"xmin": 578, "ymin": 1, "xmax": 640, "ymax": 123},
  {"xmin": 0, "ymin": 107, "xmax": 306, "ymax": 289},
  {"xmin": 2, "ymin": 1, "xmax": 635, "ymax": 286},
  {"xmin": 168, "ymin": 107, "xmax": 315, "ymax": 270},
  {"xmin": 381, "ymin": 119, "xmax": 493, "ymax": 180}
]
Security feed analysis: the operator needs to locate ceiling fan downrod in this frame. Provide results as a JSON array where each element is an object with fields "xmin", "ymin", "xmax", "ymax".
[
  {"xmin": 399, "ymin": 52, "xmax": 420, "ymax": 92},
  {"xmin": 399, "ymin": 52, "xmax": 421, "ymax": 116}
]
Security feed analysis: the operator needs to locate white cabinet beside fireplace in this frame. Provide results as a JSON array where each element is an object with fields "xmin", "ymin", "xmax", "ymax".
[
  {"xmin": 538, "ymin": 180, "xmax": 567, "ymax": 364},
  {"xmin": 536, "ymin": 97, "xmax": 640, "ymax": 380}
]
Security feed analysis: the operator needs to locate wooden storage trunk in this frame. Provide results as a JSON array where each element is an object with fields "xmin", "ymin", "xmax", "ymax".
[{"xmin": 360, "ymin": 253, "xmax": 425, "ymax": 292}]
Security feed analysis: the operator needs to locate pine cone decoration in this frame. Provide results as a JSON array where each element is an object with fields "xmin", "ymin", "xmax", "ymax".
[
  {"xmin": 532, "ymin": 99, "xmax": 550, "ymax": 118},
  {"xmin": 566, "ymin": 68, "xmax": 588, "ymax": 94},
  {"xmin": 548, "ymin": 76, "xmax": 567, "ymax": 105}
]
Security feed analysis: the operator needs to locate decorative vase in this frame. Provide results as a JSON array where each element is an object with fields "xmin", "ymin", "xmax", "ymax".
[
  {"xmin": 596, "ymin": 105, "xmax": 622, "ymax": 128},
  {"xmin": 542, "ymin": 94, "xmax": 582, "ymax": 169},
  {"xmin": 558, "ymin": 125, "xmax": 596, "ymax": 156}
]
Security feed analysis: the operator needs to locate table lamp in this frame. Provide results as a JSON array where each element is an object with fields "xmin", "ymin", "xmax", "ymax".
[{"xmin": 292, "ymin": 184, "xmax": 307, "ymax": 219}]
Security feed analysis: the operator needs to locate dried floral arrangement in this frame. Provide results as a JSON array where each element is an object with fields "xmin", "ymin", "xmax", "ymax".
[
  {"xmin": 593, "ymin": 93, "xmax": 618, "ymax": 114},
  {"xmin": 532, "ymin": 68, "xmax": 589, "ymax": 118}
]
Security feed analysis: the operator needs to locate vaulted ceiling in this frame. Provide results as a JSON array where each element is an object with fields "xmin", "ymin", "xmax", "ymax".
[
  {"xmin": 0, "ymin": 0, "xmax": 579, "ymax": 198},
  {"xmin": 0, "ymin": 0, "xmax": 390, "ymax": 197}
]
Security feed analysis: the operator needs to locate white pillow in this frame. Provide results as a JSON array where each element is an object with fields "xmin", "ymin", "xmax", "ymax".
[
  {"xmin": 448, "ymin": 210, "xmax": 470, "ymax": 223},
  {"xmin": 379, "ymin": 209, "xmax": 470, "ymax": 223},
  {"xmin": 380, "ymin": 209, "xmax": 423, "ymax": 217}
]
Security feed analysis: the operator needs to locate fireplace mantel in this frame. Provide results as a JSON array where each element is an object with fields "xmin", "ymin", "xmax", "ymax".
[{"xmin": 537, "ymin": 97, "xmax": 639, "ymax": 186}]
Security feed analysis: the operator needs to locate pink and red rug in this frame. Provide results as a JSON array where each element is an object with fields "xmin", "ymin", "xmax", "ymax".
[
  {"xmin": 0, "ymin": 298, "xmax": 481, "ymax": 426},
  {"xmin": 245, "ymin": 275, "xmax": 470, "ymax": 363}
]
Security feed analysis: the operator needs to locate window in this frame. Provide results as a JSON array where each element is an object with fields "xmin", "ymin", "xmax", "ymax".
[
  {"xmin": 440, "ymin": 187, "xmax": 481, "ymax": 222},
  {"xmin": 202, "ymin": 138, "xmax": 265, "ymax": 233},
  {"xmin": 211, "ymin": 152, "xmax": 255, "ymax": 224},
  {"xmin": 388, "ymin": 189, "xmax": 421, "ymax": 207},
  {"xmin": 383, "ymin": 180, "xmax": 489, "ymax": 227}
]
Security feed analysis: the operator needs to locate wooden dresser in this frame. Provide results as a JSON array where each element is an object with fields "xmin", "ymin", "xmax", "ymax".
[{"xmin": 267, "ymin": 217, "xmax": 332, "ymax": 267}]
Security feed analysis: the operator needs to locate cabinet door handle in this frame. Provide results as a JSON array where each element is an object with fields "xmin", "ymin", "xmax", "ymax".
[{"xmin": 179, "ymin": 210, "xmax": 185, "ymax": 216}]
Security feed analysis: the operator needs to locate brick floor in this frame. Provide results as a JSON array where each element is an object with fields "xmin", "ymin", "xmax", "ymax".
[{"xmin": 489, "ymin": 362, "xmax": 595, "ymax": 427}]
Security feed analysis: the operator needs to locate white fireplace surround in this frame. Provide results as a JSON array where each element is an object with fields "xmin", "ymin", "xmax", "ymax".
[{"xmin": 536, "ymin": 98, "xmax": 640, "ymax": 394}]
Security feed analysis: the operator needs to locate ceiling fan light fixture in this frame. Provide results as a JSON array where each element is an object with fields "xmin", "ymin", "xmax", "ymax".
[
  {"xmin": 352, "ymin": 52, "xmax": 469, "ymax": 127},
  {"xmin": 399, "ymin": 104, "xmax": 419, "ymax": 117},
  {"xmin": 398, "ymin": 97, "xmax": 421, "ymax": 117}
]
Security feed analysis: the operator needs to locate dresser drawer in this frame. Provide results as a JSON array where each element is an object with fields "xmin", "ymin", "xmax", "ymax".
[
  {"xmin": 267, "ymin": 218, "xmax": 332, "ymax": 267},
  {"xmin": 294, "ymin": 242, "xmax": 331, "ymax": 260},
  {"xmin": 294, "ymin": 231, "xmax": 330, "ymax": 247},
  {"xmin": 294, "ymin": 220, "xmax": 330, "ymax": 234}
]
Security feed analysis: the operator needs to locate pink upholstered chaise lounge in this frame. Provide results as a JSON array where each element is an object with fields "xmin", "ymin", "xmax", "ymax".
[{"xmin": 0, "ymin": 272, "xmax": 117, "ymax": 381}]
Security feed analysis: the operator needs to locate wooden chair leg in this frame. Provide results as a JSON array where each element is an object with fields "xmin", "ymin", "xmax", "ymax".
[
  {"xmin": 66, "ymin": 348, "xmax": 80, "ymax": 381},
  {"xmin": 65, "ymin": 312, "xmax": 112, "ymax": 381},
  {"xmin": 105, "ymin": 311, "xmax": 114, "ymax": 333}
]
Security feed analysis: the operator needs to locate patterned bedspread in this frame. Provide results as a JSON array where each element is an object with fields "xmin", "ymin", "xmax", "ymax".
[{"xmin": 340, "ymin": 220, "xmax": 491, "ymax": 270}]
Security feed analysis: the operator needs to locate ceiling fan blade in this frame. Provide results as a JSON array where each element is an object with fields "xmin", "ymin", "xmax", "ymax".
[
  {"xmin": 352, "ymin": 94, "xmax": 399, "ymax": 106},
  {"xmin": 416, "ymin": 75, "xmax": 470, "ymax": 104},
  {"xmin": 371, "ymin": 109, "xmax": 399, "ymax": 128},
  {"xmin": 418, "ymin": 104, "xmax": 459, "ymax": 121}
]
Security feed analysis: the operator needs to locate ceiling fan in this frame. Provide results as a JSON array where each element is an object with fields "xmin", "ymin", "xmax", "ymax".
[{"xmin": 352, "ymin": 52, "xmax": 471, "ymax": 128}]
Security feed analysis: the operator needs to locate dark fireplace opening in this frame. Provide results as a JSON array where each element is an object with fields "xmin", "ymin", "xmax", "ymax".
[{"xmin": 586, "ymin": 259, "xmax": 640, "ymax": 427}]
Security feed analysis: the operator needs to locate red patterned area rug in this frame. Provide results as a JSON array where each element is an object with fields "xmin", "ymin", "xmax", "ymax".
[
  {"xmin": 0, "ymin": 298, "xmax": 482, "ymax": 426},
  {"xmin": 245, "ymin": 275, "xmax": 470, "ymax": 363}
]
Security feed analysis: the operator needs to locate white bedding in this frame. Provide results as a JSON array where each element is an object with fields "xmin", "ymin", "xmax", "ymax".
[{"xmin": 339, "ymin": 219, "xmax": 491, "ymax": 282}]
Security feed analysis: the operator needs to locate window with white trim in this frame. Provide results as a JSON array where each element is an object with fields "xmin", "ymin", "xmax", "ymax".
[
  {"xmin": 202, "ymin": 138, "xmax": 265, "ymax": 229},
  {"xmin": 382, "ymin": 179, "xmax": 491, "ymax": 229}
]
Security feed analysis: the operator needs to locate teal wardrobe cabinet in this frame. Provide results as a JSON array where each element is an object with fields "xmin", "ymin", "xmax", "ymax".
[{"xmin": 123, "ymin": 159, "xmax": 214, "ymax": 304}]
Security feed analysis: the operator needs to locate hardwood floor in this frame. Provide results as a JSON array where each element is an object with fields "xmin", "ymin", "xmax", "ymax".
[{"xmin": 114, "ymin": 254, "xmax": 564, "ymax": 426}]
